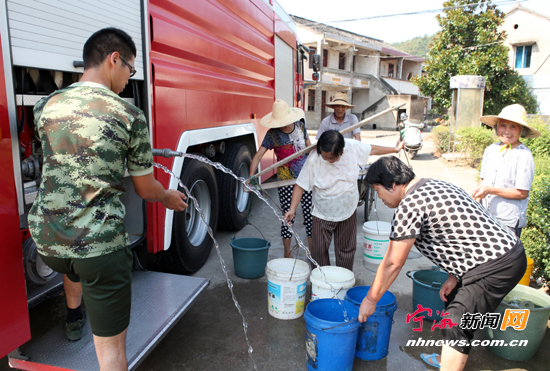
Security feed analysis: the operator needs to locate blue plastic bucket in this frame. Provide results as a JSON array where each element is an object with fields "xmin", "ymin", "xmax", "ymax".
[
  {"xmin": 345, "ymin": 286, "xmax": 397, "ymax": 360},
  {"xmin": 407, "ymin": 267, "xmax": 447, "ymax": 321},
  {"xmin": 304, "ymin": 299, "xmax": 360, "ymax": 371},
  {"xmin": 230, "ymin": 236, "xmax": 270, "ymax": 279}
]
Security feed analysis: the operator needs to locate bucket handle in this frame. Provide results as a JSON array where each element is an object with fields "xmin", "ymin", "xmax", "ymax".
[
  {"xmin": 407, "ymin": 270, "xmax": 442, "ymax": 288},
  {"xmin": 233, "ymin": 222, "xmax": 267, "ymax": 242},
  {"xmin": 322, "ymin": 317, "xmax": 358, "ymax": 331}
]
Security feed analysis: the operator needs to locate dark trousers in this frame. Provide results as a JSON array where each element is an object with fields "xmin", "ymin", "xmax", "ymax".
[
  {"xmin": 441, "ymin": 243, "xmax": 526, "ymax": 354},
  {"xmin": 311, "ymin": 213, "xmax": 357, "ymax": 271}
]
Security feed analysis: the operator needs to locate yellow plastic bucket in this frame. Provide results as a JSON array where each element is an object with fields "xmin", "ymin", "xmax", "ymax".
[{"xmin": 518, "ymin": 257, "xmax": 534, "ymax": 286}]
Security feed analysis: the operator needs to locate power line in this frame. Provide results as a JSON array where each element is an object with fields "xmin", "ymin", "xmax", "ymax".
[{"xmin": 301, "ymin": 0, "xmax": 527, "ymax": 26}]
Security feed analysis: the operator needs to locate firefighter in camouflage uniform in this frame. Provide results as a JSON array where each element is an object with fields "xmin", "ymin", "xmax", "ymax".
[{"xmin": 28, "ymin": 28, "xmax": 187, "ymax": 371}]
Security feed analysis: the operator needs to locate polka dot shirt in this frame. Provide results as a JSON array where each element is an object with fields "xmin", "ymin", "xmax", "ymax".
[{"xmin": 390, "ymin": 179, "xmax": 517, "ymax": 279}]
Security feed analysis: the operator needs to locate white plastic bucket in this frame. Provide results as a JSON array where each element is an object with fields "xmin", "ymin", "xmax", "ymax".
[
  {"xmin": 310, "ymin": 266, "xmax": 355, "ymax": 301},
  {"xmin": 266, "ymin": 258, "xmax": 310, "ymax": 320},
  {"xmin": 363, "ymin": 221, "xmax": 391, "ymax": 265}
]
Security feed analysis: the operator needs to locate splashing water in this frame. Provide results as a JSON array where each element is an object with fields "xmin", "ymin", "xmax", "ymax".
[{"xmin": 154, "ymin": 154, "xmax": 354, "ymax": 366}]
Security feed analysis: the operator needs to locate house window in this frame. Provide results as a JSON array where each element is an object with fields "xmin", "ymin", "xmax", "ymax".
[
  {"xmin": 515, "ymin": 45, "xmax": 532, "ymax": 68},
  {"xmin": 307, "ymin": 89, "xmax": 316, "ymax": 111},
  {"xmin": 339, "ymin": 53, "xmax": 346, "ymax": 70},
  {"xmin": 406, "ymin": 72, "xmax": 413, "ymax": 80},
  {"xmin": 388, "ymin": 63, "xmax": 394, "ymax": 78},
  {"xmin": 309, "ymin": 47, "xmax": 317, "ymax": 69},
  {"xmin": 323, "ymin": 49, "xmax": 328, "ymax": 67},
  {"xmin": 353, "ymin": 56, "xmax": 356, "ymax": 72}
]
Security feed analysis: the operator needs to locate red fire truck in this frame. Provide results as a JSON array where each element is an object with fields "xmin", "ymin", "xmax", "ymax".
[{"xmin": 0, "ymin": 0, "xmax": 318, "ymax": 369}]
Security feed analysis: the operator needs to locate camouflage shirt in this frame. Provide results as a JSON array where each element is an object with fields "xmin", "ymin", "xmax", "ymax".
[{"xmin": 29, "ymin": 81, "xmax": 153, "ymax": 258}]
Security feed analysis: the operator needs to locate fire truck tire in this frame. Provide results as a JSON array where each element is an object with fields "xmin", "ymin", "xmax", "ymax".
[
  {"xmin": 161, "ymin": 156, "xmax": 219, "ymax": 274},
  {"xmin": 217, "ymin": 143, "xmax": 252, "ymax": 231},
  {"xmin": 22, "ymin": 238, "xmax": 58, "ymax": 285}
]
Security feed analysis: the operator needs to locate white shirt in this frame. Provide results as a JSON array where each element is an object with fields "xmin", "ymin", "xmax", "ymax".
[
  {"xmin": 296, "ymin": 139, "xmax": 371, "ymax": 221},
  {"xmin": 479, "ymin": 143, "xmax": 535, "ymax": 228},
  {"xmin": 316, "ymin": 113, "xmax": 360, "ymax": 139}
]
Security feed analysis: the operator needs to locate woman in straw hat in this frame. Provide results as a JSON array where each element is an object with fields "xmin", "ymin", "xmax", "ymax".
[
  {"xmin": 473, "ymin": 104, "xmax": 541, "ymax": 238},
  {"xmin": 249, "ymin": 99, "xmax": 313, "ymax": 257}
]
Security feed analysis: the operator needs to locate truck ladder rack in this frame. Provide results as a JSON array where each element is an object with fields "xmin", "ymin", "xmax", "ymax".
[{"xmin": 9, "ymin": 271, "xmax": 209, "ymax": 371}]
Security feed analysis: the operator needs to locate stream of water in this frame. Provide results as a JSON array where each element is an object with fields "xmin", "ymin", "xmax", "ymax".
[{"xmin": 154, "ymin": 153, "xmax": 354, "ymax": 368}]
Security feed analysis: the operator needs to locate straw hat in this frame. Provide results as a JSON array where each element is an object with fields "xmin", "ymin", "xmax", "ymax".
[
  {"xmin": 260, "ymin": 99, "xmax": 305, "ymax": 128},
  {"xmin": 479, "ymin": 104, "xmax": 540, "ymax": 138},
  {"xmin": 326, "ymin": 92, "xmax": 355, "ymax": 108}
]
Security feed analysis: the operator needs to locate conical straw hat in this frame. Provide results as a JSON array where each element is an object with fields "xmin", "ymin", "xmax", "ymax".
[
  {"xmin": 479, "ymin": 104, "xmax": 540, "ymax": 138},
  {"xmin": 260, "ymin": 99, "xmax": 305, "ymax": 128},
  {"xmin": 326, "ymin": 92, "xmax": 355, "ymax": 108}
]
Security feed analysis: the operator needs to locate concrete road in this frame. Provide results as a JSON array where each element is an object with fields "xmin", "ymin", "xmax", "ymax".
[{"xmin": 3, "ymin": 130, "xmax": 548, "ymax": 371}]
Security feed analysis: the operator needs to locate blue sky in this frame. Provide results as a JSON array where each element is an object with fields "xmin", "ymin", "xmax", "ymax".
[{"xmin": 276, "ymin": 0, "xmax": 550, "ymax": 43}]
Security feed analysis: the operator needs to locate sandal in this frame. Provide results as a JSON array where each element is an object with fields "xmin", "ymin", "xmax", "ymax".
[{"xmin": 420, "ymin": 353, "xmax": 441, "ymax": 369}]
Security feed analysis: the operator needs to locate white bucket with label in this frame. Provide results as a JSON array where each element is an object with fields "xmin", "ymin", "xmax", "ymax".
[
  {"xmin": 363, "ymin": 221, "xmax": 391, "ymax": 265},
  {"xmin": 266, "ymin": 258, "xmax": 310, "ymax": 320},
  {"xmin": 310, "ymin": 266, "xmax": 355, "ymax": 301}
]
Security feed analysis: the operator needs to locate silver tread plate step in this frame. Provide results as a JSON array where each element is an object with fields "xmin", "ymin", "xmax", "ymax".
[{"xmin": 11, "ymin": 271, "xmax": 209, "ymax": 371}]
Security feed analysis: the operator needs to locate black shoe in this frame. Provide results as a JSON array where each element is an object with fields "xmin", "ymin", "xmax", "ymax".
[{"xmin": 65, "ymin": 312, "xmax": 86, "ymax": 341}]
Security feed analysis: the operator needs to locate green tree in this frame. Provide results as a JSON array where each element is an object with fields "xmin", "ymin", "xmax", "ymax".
[
  {"xmin": 413, "ymin": 0, "xmax": 537, "ymax": 116},
  {"xmin": 391, "ymin": 34, "xmax": 434, "ymax": 59}
]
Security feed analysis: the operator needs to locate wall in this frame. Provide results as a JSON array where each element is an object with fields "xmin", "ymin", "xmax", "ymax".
[
  {"xmin": 503, "ymin": 10, "xmax": 550, "ymax": 75},
  {"xmin": 355, "ymin": 50, "xmax": 379, "ymax": 75},
  {"xmin": 502, "ymin": 8, "xmax": 550, "ymax": 113},
  {"xmin": 386, "ymin": 95, "xmax": 427, "ymax": 123},
  {"xmin": 402, "ymin": 60, "xmax": 422, "ymax": 80},
  {"xmin": 382, "ymin": 78, "xmax": 420, "ymax": 95},
  {"xmin": 352, "ymin": 89, "xmax": 369, "ymax": 116},
  {"xmin": 327, "ymin": 49, "xmax": 341, "ymax": 70}
]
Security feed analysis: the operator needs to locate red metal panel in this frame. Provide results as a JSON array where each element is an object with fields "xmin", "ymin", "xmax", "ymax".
[
  {"xmin": 0, "ymin": 36, "xmax": 31, "ymax": 358},
  {"xmin": 274, "ymin": 14, "xmax": 297, "ymax": 52},
  {"xmin": 248, "ymin": 0, "xmax": 273, "ymax": 19},
  {"xmin": 151, "ymin": 0, "xmax": 273, "ymax": 59},
  {"xmin": 8, "ymin": 359, "xmax": 74, "ymax": 371},
  {"xmin": 147, "ymin": 0, "xmax": 279, "ymax": 251}
]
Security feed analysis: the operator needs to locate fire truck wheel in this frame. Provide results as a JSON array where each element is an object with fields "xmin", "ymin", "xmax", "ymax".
[
  {"xmin": 22, "ymin": 238, "xmax": 58, "ymax": 285},
  {"xmin": 162, "ymin": 156, "xmax": 219, "ymax": 274},
  {"xmin": 217, "ymin": 143, "xmax": 252, "ymax": 231}
]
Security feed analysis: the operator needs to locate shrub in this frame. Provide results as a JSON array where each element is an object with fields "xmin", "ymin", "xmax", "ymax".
[
  {"xmin": 430, "ymin": 125, "xmax": 452, "ymax": 154},
  {"xmin": 522, "ymin": 227, "xmax": 550, "ymax": 283},
  {"xmin": 522, "ymin": 171, "xmax": 550, "ymax": 283},
  {"xmin": 455, "ymin": 127, "xmax": 497, "ymax": 167},
  {"xmin": 533, "ymin": 155, "xmax": 550, "ymax": 177},
  {"xmin": 522, "ymin": 116, "xmax": 550, "ymax": 158}
]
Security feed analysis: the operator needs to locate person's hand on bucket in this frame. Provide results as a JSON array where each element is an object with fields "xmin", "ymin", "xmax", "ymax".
[
  {"xmin": 439, "ymin": 275, "xmax": 458, "ymax": 302},
  {"xmin": 358, "ymin": 296, "xmax": 377, "ymax": 323}
]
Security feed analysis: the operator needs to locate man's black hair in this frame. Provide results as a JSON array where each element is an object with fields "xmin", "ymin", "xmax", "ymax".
[
  {"xmin": 83, "ymin": 28, "xmax": 137, "ymax": 69},
  {"xmin": 366, "ymin": 156, "xmax": 415, "ymax": 190},
  {"xmin": 316, "ymin": 130, "xmax": 345, "ymax": 157}
]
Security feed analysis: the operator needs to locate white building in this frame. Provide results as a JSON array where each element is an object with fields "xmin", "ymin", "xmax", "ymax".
[
  {"xmin": 503, "ymin": 4, "xmax": 550, "ymax": 114},
  {"xmin": 292, "ymin": 16, "xmax": 428, "ymax": 130}
]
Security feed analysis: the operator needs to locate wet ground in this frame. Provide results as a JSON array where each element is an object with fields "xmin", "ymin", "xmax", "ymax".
[{"xmin": 2, "ymin": 131, "xmax": 549, "ymax": 370}]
